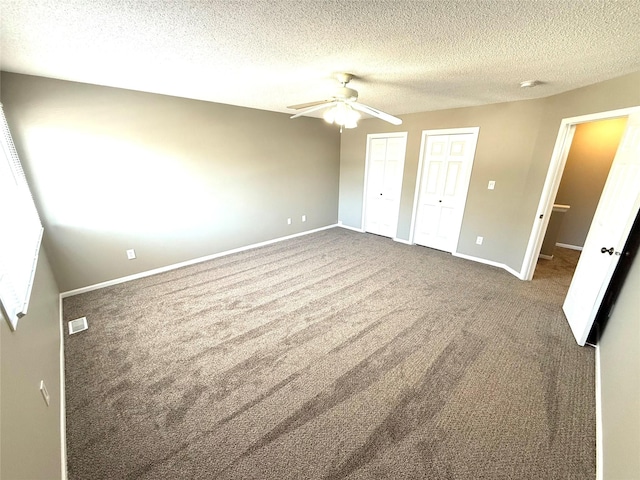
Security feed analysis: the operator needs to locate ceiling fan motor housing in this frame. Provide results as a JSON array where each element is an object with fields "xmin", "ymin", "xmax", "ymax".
[{"xmin": 335, "ymin": 86, "xmax": 358, "ymax": 101}]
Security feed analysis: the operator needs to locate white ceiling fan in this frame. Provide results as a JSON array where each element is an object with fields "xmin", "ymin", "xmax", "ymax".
[{"xmin": 287, "ymin": 73, "xmax": 402, "ymax": 131}]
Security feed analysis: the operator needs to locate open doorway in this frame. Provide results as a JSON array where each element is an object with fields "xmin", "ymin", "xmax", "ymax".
[
  {"xmin": 522, "ymin": 106, "xmax": 640, "ymax": 281},
  {"xmin": 522, "ymin": 107, "xmax": 640, "ymax": 345},
  {"xmin": 534, "ymin": 117, "xmax": 628, "ymax": 280}
]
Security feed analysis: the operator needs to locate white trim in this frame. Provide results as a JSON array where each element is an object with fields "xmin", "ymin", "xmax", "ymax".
[
  {"xmin": 58, "ymin": 294, "xmax": 68, "ymax": 480},
  {"xmin": 521, "ymin": 106, "xmax": 640, "ymax": 281},
  {"xmin": 408, "ymin": 129, "xmax": 430, "ymax": 243},
  {"xmin": 538, "ymin": 253, "xmax": 554, "ymax": 260},
  {"xmin": 561, "ymin": 107, "xmax": 640, "ymax": 126},
  {"xmin": 61, "ymin": 224, "xmax": 338, "ymax": 298},
  {"xmin": 555, "ymin": 242, "xmax": 583, "ymax": 251},
  {"xmin": 341, "ymin": 230, "xmax": 524, "ymax": 278},
  {"xmin": 337, "ymin": 221, "xmax": 365, "ymax": 233},
  {"xmin": 0, "ymin": 105, "xmax": 45, "ymax": 330},
  {"xmin": 409, "ymin": 127, "xmax": 480, "ymax": 249},
  {"xmin": 520, "ymin": 122, "xmax": 576, "ymax": 280},
  {"xmin": 595, "ymin": 344, "xmax": 603, "ymax": 480},
  {"xmin": 453, "ymin": 252, "xmax": 524, "ymax": 279},
  {"xmin": 393, "ymin": 237, "xmax": 413, "ymax": 245},
  {"xmin": 361, "ymin": 137, "xmax": 373, "ymax": 232},
  {"xmin": 361, "ymin": 132, "xmax": 408, "ymax": 235}
]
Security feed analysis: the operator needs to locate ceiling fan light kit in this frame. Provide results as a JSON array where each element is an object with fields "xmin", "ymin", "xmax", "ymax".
[
  {"xmin": 288, "ymin": 73, "xmax": 402, "ymax": 131},
  {"xmin": 323, "ymin": 102, "xmax": 360, "ymax": 129}
]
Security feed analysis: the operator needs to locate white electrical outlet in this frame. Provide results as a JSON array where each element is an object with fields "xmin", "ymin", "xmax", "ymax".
[
  {"xmin": 476, "ymin": 236, "xmax": 484, "ymax": 245},
  {"xmin": 126, "ymin": 249, "xmax": 136, "ymax": 259},
  {"xmin": 40, "ymin": 380, "xmax": 50, "ymax": 406},
  {"xmin": 488, "ymin": 181, "xmax": 496, "ymax": 190},
  {"xmin": 302, "ymin": 215, "xmax": 306, "ymax": 222},
  {"xmin": 287, "ymin": 218, "xmax": 292, "ymax": 225}
]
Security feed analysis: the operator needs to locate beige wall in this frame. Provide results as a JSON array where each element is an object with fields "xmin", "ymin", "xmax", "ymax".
[
  {"xmin": 554, "ymin": 118, "xmax": 627, "ymax": 248},
  {"xmin": 0, "ymin": 73, "xmax": 341, "ymax": 292},
  {"xmin": 1, "ymin": 248, "xmax": 62, "ymax": 479},
  {"xmin": 339, "ymin": 71, "xmax": 640, "ymax": 272},
  {"xmin": 339, "ymin": 100, "xmax": 545, "ymax": 263},
  {"xmin": 516, "ymin": 72, "xmax": 640, "ymax": 269},
  {"xmin": 599, "ymin": 252, "xmax": 640, "ymax": 478},
  {"xmin": 1, "ymin": 68, "xmax": 639, "ymax": 478}
]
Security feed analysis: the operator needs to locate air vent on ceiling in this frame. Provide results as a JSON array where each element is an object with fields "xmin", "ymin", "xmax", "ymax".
[{"xmin": 68, "ymin": 317, "xmax": 88, "ymax": 335}]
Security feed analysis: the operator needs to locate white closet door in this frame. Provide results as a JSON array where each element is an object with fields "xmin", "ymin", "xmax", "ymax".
[
  {"xmin": 413, "ymin": 132, "xmax": 477, "ymax": 252},
  {"xmin": 364, "ymin": 134, "xmax": 407, "ymax": 238},
  {"xmin": 563, "ymin": 113, "xmax": 640, "ymax": 345}
]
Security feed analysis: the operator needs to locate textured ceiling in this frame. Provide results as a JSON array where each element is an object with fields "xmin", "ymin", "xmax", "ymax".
[{"xmin": 1, "ymin": 0, "xmax": 639, "ymax": 119}]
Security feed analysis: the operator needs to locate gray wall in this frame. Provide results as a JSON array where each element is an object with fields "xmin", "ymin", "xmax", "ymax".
[
  {"xmin": 599, "ymin": 253, "xmax": 640, "ymax": 478},
  {"xmin": 0, "ymin": 73, "xmax": 341, "ymax": 292},
  {"xmin": 339, "ymin": 100, "xmax": 544, "ymax": 262},
  {"xmin": 1, "ymin": 69, "xmax": 638, "ymax": 478},
  {"xmin": 1, "ymin": 248, "xmax": 62, "ymax": 479},
  {"xmin": 516, "ymin": 72, "xmax": 640, "ymax": 270},
  {"xmin": 338, "ymin": 71, "xmax": 640, "ymax": 272},
  {"xmin": 555, "ymin": 118, "xmax": 627, "ymax": 248}
]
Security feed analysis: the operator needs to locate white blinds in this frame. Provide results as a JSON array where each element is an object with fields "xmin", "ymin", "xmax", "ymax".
[{"xmin": 0, "ymin": 104, "xmax": 43, "ymax": 330}]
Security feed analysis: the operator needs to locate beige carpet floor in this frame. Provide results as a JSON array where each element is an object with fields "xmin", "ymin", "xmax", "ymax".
[{"xmin": 62, "ymin": 228, "xmax": 594, "ymax": 479}]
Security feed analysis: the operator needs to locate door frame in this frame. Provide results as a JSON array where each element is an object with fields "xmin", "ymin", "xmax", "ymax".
[
  {"xmin": 361, "ymin": 131, "xmax": 408, "ymax": 235},
  {"xmin": 520, "ymin": 106, "xmax": 640, "ymax": 280},
  {"xmin": 409, "ymin": 127, "xmax": 480, "ymax": 250}
]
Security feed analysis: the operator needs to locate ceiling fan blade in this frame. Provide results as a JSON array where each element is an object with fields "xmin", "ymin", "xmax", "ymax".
[
  {"xmin": 289, "ymin": 102, "xmax": 336, "ymax": 119},
  {"xmin": 350, "ymin": 102, "xmax": 403, "ymax": 125},
  {"xmin": 287, "ymin": 99, "xmax": 333, "ymax": 110}
]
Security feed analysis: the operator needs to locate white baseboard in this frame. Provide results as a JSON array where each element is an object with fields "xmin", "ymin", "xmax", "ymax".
[
  {"xmin": 61, "ymin": 224, "xmax": 338, "ymax": 298},
  {"xmin": 453, "ymin": 252, "xmax": 524, "ymax": 279},
  {"xmin": 393, "ymin": 237, "xmax": 413, "ymax": 245},
  {"xmin": 556, "ymin": 242, "xmax": 583, "ymax": 251},
  {"xmin": 58, "ymin": 295, "xmax": 68, "ymax": 480},
  {"xmin": 595, "ymin": 344, "xmax": 603, "ymax": 480},
  {"xmin": 336, "ymin": 224, "xmax": 411, "ymax": 245},
  {"xmin": 538, "ymin": 253, "xmax": 554, "ymax": 260},
  {"xmin": 337, "ymin": 221, "xmax": 365, "ymax": 233}
]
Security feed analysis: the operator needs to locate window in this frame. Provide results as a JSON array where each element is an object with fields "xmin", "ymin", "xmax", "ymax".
[{"xmin": 0, "ymin": 104, "xmax": 43, "ymax": 330}]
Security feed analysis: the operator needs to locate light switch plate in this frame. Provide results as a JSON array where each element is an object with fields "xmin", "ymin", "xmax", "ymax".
[
  {"xmin": 488, "ymin": 181, "xmax": 496, "ymax": 190},
  {"xmin": 40, "ymin": 380, "xmax": 50, "ymax": 406}
]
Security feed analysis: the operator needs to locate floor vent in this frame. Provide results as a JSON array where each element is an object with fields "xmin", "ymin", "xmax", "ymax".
[{"xmin": 68, "ymin": 317, "xmax": 88, "ymax": 335}]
